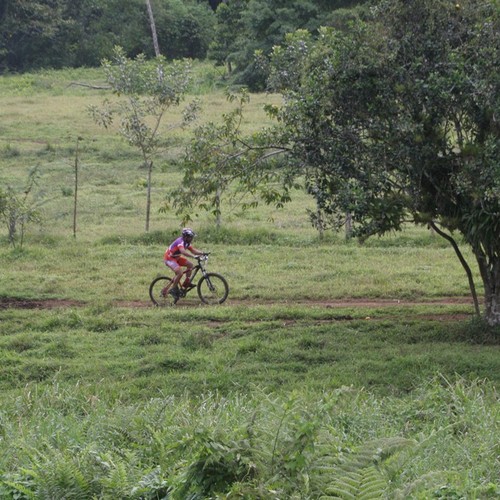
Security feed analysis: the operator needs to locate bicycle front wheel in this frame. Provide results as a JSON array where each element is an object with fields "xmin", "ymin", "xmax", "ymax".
[
  {"xmin": 149, "ymin": 276, "xmax": 176, "ymax": 307},
  {"xmin": 197, "ymin": 273, "xmax": 229, "ymax": 305}
]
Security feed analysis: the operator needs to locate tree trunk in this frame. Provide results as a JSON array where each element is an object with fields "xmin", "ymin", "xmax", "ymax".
[
  {"xmin": 145, "ymin": 161, "xmax": 153, "ymax": 232},
  {"xmin": 73, "ymin": 138, "xmax": 80, "ymax": 238},
  {"xmin": 345, "ymin": 211, "xmax": 353, "ymax": 240},
  {"xmin": 8, "ymin": 211, "xmax": 16, "ymax": 245},
  {"xmin": 475, "ymin": 251, "xmax": 500, "ymax": 325},
  {"xmin": 429, "ymin": 221, "xmax": 480, "ymax": 317},
  {"xmin": 145, "ymin": 0, "xmax": 161, "ymax": 57},
  {"xmin": 215, "ymin": 188, "xmax": 221, "ymax": 228}
]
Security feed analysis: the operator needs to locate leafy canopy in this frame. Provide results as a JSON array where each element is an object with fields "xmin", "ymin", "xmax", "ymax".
[{"xmin": 265, "ymin": 0, "xmax": 500, "ymax": 243}]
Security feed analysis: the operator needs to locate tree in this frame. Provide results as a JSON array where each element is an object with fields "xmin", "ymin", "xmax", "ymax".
[
  {"xmin": 208, "ymin": 0, "xmax": 246, "ymax": 74},
  {"xmin": 260, "ymin": 0, "xmax": 499, "ymax": 323},
  {"xmin": 0, "ymin": 166, "xmax": 43, "ymax": 248},
  {"xmin": 72, "ymin": 137, "xmax": 83, "ymax": 238},
  {"xmin": 89, "ymin": 47, "xmax": 199, "ymax": 232},
  {"xmin": 0, "ymin": 0, "xmax": 217, "ymax": 72},
  {"xmin": 185, "ymin": 0, "xmax": 499, "ymax": 323},
  {"xmin": 0, "ymin": 0, "xmax": 74, "ymax": 71},
  {"xmin": 167, "ymin": 89, "xmax": 294, "ymax": 227},
  {"xmin": 153, "ymin": 0, "xmax": 216, "ymax": 60}
]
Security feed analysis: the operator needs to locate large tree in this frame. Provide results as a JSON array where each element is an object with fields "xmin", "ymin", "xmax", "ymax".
[
  {"xmin": 262, "ymin": 0, "xmax": 499, "ymax": 323},
  {"xmin": 184, "ymin": 0, "xmax": 500, "ymax": 324}
]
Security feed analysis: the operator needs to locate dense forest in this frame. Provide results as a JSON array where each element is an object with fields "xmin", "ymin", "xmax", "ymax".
[{"xmin": 0, "ymin": 0, "xmax": 366, "ymax": 88}]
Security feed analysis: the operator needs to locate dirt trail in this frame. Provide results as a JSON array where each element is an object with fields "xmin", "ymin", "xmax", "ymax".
[
  {"xmin": 0, "ymin": 296, "xmax": 475, "ymax": 321},
  {"xmin": 0, "ymin": 296, "xmax": 474, "ymax": 309}
]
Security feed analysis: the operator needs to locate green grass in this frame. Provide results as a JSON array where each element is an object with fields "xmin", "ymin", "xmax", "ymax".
[
  {"xmin": 0, "ymin": 67, "xmax": 499, "ymax": 498},
  {"xmin": 0, "ymin": 304, "xmax": 498, "ymax": 399}
]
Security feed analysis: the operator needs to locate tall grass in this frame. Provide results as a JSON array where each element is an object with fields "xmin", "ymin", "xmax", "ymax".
[{"xmin": 0, "ymin": 377, "xmax": 498, "ymax": 498}]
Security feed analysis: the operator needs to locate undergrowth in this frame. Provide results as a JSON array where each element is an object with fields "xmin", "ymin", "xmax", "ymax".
[{"xmin": 0, "ymin": 377, "xmax": 498, "ymax": 498}]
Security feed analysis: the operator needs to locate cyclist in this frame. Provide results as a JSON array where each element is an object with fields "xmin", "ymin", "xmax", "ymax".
[{"xmin": 163, "ymin": 228, "xmax": 205, "ymax": 298}]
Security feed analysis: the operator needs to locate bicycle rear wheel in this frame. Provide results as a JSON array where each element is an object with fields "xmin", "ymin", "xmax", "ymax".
[
  {"xmin": 197, "ymin": 273, "xmax": 229, "ymax": 305},
  {"xmin": 149, "ymin": 276, "xmax": 177, "ymax": 307}
]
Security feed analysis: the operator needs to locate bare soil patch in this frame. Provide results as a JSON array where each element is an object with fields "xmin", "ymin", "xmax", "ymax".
[{"xmin": 0, "ymin": 297, "xmax": 84, "ymax": 309}]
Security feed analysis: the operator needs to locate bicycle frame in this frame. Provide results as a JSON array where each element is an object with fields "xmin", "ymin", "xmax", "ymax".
[{"xmin": 177, "ymin": 255, "xmax": 209, "ymax": 294}]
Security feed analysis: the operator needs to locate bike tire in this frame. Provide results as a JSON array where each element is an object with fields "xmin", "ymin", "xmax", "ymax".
[
  {"xmin": 149, "ymin": 276, "xmax": 177, "ymax": 307},
  {"xmin": 197, "ymin": 273, "xmax": 229, "ymax": 305}
]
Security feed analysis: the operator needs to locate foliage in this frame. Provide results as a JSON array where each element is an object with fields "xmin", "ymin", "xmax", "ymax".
[
  {"xmin": 0, "ymin": 0, "xmax": 74, "ymax": 71},
  {"xmin": 0, "ymin": 379, "xmax": 498, "ymax": 498},
  {"xmin": 0, "ymin": 166, "xmax": 42, "ymax": 248},
  {"xmin": 89, "ymin": 47, "xmax": 200, "ymax": 232},
  {"xmin": 209, "ymin": 0, "xmax": 369, "ymax": 90},
  {"xmin": 166, "ymin": 89, "xmax": 296, "ymax": 226},
  {"xmin": 152, "ymin": 0, "xmax": 216, "ymax": 60},
  {"xmin": 0, "ymin": 0, "xmax": 216, "ymax": 72},
  {"xmin": 207, "ymin": 0, "xmax": 247, "ymax": 73},
  {"xmin": 0, "ymin": 0, "xmax": 369, "ymax": 83}
]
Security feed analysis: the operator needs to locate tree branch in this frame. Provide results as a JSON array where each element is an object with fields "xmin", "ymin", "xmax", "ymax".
[{"xmin": 429, "ymin": 220, "xmax": 481, "ymax": 317}]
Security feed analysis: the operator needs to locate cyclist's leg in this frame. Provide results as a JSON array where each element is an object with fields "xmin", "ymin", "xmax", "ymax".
[
  {"xmin": 182, "ymin": 259, "xmax": 194, "ymax": 287},
  {"xmin": 165, "ymin": 259, "xmax": 184, "ymax": 292}
]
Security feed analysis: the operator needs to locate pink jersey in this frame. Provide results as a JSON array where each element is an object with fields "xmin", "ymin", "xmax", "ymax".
[{"xmin": 164, "ymin": 237, "xmax": 192, "ymax": 260}]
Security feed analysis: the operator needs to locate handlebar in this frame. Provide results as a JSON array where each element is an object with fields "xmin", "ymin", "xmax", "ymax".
[{"xmin": 196, "ymin": 253, "xmax": 210, "ymax": 262}]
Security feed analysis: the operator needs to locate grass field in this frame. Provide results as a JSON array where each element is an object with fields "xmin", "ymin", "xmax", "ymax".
[{"xmin": 0, "ymin": 66, "xmax": 499, "ymax": 498}]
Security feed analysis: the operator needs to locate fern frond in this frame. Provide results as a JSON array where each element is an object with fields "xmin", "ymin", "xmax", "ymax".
[
  {"xmin": 324, "ymin": 465, "xmax": 386, "ymax": 499},
  {"xmin": 101, "ymin": 459, "xmax": 131, "ymax": 496},
  {"xmin": 36, "ymin": 451, "xmax": 91, "ymax": 499},
  {"xmin": 312, "ymin": 437, "xmax": 417, "ymax": 499},
  {"xmin": 323, "ymin": 485, "xmax": 357, "ymax": 498},
  {"xmin": 1, "ymin": 479, "xmax": 37, "ymax": 499}
]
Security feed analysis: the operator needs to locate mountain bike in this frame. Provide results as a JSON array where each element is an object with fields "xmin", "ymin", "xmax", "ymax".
[{"xmin": 149, "ymin": 253, "xmax": 229, "ymax": 306}]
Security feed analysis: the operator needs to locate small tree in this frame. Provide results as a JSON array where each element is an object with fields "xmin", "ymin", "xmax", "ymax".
[
  {"xmin": 89, "ymin": 46, "xmax": 199, "ymax": 232},
  {"xmin": 0, "ymin": 166, "xmax": 42, "ymax": 248},
  {"xmin": 208, "ymin": 0, "xmax": 246, "ymax": 74},
  {"xmin": 72, "ymin": 136, "xmax": 83, "ymax": 238},
  {"xmin": 167, "ymin": 89, "xmax": 295, "ymax": 227}
]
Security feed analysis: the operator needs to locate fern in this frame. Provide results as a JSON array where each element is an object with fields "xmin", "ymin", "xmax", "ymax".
[
  {"xmin": 35, "ymin": 451, "xmax": 91, "ymax": 499},
  {"xmin": 313, "ymin": 437, "xmax": 417, "ymax": 499},
  {"xmin": 100, "ymin": 456, "xmax": 132, "ymax": 497},
  {"xmin": 323, "ymin": 465, "xmax": 386, "ymax": 499},
  {"xmin": 391, "ymin": 471, "xmax": 451, "ymax": 500},
  {"xmin": 1, "ymin": 476, "xmax": 37, "ymax": 499}
]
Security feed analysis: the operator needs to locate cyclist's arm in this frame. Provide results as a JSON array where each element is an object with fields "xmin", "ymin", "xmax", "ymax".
[
  {"xmin": 179, "ymin": 245, "xmax": 204, "ymax": 257},
  {"xmin": 187, "ymin": 245, "xmax": 204, "ymax": 256}
]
